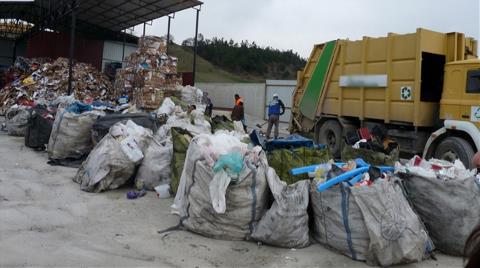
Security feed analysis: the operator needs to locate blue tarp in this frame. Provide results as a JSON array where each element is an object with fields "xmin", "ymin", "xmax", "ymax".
[
  {"xmin": 265, "ymin": 134, "xmax": 318, "ymax": 151},
  {"xmin": 249, "ymin": 130, "xmax": 326, "ymax": 151},
  {"xmin": 65, "ymin": 102, "xmax": 93, "ymax": 114}
]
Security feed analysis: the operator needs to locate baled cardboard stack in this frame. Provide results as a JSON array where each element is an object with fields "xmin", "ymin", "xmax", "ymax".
[{"xmin": 114, "ymin": 36, "xmax": 182, "ymax": 111}]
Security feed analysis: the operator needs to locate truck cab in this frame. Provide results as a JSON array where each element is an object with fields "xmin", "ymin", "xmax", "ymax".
[{"xmin": 423, "ymin": 60, "xmax": 480, "ymax": 165}]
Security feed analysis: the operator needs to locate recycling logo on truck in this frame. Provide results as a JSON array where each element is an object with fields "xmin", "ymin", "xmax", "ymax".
[
  {"xmin": 400, "ymin": 86, "xmax": 412, "ymax": 101},
  {"xmin": 471, "ymin": 106, "xmax": 480, "ymax": 122}
]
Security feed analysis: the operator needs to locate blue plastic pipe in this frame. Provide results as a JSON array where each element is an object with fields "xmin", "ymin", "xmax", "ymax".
[
  {"xmin": 348, "ymin": 173, "xmax": 364, "ymax": 185},
  {"xmin": 317, "ymin": 166, "xmax": 370, "ymax": 192},
  {"xmin": 290, "ymin": 158, "xmax": 370, "ymax": 176}
]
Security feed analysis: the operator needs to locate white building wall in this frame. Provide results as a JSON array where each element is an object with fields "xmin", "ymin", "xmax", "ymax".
[
  {"xmin": 102, "ymin": 41, "xmax": 138, "ymax": 71},
  {"xmin": 196, "ymin": 80, "xmax": 296, "ymax": 122},
  {"xmin": 264, "ymin": 80, "xmax": 295, "ymax": 122}
]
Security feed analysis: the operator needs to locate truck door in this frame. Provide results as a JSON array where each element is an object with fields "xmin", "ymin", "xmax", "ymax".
[
  {"xmin": 462, "ymin": 68, "xmax": 480, "ymax": 125},
  {"xmin": 440, "ymin": 67, "xmax": 464, "ymax": 120}
]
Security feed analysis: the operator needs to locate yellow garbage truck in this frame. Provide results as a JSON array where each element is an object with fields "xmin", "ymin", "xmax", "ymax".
[{"xmin": 291, "ymin": 28, "xmax": 479, "ymax": 167}]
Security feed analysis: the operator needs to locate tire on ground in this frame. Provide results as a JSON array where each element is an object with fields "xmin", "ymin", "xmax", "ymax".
[
  {"xmin": 434, "ymin": 136, "xmax": 475, "ymax": 169},
  {"xmin": 317, "ymin": 120, "xmax": 343, "ymax": 158}
]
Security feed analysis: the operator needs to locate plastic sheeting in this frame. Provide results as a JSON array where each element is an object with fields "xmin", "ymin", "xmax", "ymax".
[
  {"xmin": 24, "ymin": 106, "xmax": 54, "ymax": 149},
  {"xmin": 264, "ymin": 134, "xmax": 316, "ymax": 152},
  {"xmin": 91, "ymin": 113, "xmax": 157, "ymax": 144}
]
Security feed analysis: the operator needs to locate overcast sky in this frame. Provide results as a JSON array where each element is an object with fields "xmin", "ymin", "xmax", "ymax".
[{"xmin": 134, "ymin": 0, "xmax": 480, "ymax": 58}]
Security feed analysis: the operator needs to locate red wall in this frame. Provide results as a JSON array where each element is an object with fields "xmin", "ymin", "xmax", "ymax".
[{"xmin": 26, "ymin": 31, "xmax": 103, "ymax": 70}]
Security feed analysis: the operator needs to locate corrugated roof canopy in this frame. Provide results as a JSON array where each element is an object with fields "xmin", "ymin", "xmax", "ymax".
[{"xmin": 0, "ymin": 0, "xmax": 202, "ymax": 40}]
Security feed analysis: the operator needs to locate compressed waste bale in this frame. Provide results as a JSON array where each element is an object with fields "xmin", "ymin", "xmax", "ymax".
[
  {"xmin": 172, "ymin": 133, "xmax": 268, "ymax": 240},
  {"xmin": 342, "ymin": 143, "xmax": 399, "ymax": 166},
  {"xmin": 135, "ymin": 139, "xmax": 173, "ymax": 190},
  {"xmin": 252, "ymin": 167, "xmax": 310, "ymax": 248},
  {"xmin": 5, "ymin": 106, "xmax": 30, "ymax": 136},
  {"xmin": 24, "ymin": 105, "xmax": 54, "ymax": 150},
  {"xmin": 397, "ymin": 157, "xmax": 480, "ymax": 256},
  {"xmin": 170, "ymin": 127, "xmax": 193, "ymax": 194},
  {"xmin": 48, "ymin": 106, "xmax": 102, "ymax": 162},
  {"xmin": 310, "ymin": 178, "xmax": 433, "ymax": 266},
  {"xmin": 267, "ymin": 146, "xmax": 331, "ymax": 185},
  {"xmin": 91, "ymin": 113, "xmax": 157, "ymax": 144},
  {"xmin": 74, "ymin": 120, "xmax": 152, "ymax": 192}
]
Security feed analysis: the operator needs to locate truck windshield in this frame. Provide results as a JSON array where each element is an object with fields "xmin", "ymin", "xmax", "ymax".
[{"xmin": 466, "ymin": 69, "xmax": 480, "ymax": 93}]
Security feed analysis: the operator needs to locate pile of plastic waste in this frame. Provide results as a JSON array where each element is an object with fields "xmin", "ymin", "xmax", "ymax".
[{"xmin": 395, "ymin": 156, "xmax": 480, "ymax": 256}]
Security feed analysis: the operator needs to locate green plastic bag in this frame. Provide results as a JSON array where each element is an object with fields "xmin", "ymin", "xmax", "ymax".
[
  {"xmin": 170, "ymin": 127, "xmax": 194, "ymax": 194},
  {"xmin": 267, "ymin": 146, "xmax": 331, "ymax": 185}
]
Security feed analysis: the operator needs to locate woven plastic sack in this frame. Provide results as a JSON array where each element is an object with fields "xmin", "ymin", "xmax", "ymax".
[
  {"xmin": 401, "ymin": 173, "xmax": 480, "ymax": 256},
  {"xmin": 74, "ymin": 120, "xmax": 152, "ymax": 192},
  {"xmin": 48, "ymin": 109, "xmax": 103, "ymax": 160},
  {"xmin": 135, "ymin": 139, "xmax": 173, "ymax": 190},
  {"xmin": 311, "ymin": 178, "xmax": 432, "ymax": 266},
  {"xmin": 251, "ymin": 167, "xmax": 310, "ymax": 248},
  {"xmin": 172, "ymin": 135, "xmax": 268, "ymax": 241}
]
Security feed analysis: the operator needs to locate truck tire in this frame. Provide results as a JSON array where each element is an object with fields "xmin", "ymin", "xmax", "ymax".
[
  {"xmin": 318, "ymin": 120, "xmax": 343, "ymax": 157},
  {"xmin": 434, "ymin": 137, "xmax": 475, "ymax": 169}
]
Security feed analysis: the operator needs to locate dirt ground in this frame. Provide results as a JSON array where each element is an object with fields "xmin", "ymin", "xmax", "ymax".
[{"xmin": 0, "ymin": 130, "xmax": 462, "ymax": 267}]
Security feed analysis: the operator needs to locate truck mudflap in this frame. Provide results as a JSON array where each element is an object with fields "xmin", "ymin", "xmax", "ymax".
[{"xmin": 423, "ymin": 120, "xmax": 480, "ymax": 158}]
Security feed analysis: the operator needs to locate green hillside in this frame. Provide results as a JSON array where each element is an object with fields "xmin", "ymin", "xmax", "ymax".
[{"xmin": 168, "ymin": 44, "xmax": 264, "ymax": 83}]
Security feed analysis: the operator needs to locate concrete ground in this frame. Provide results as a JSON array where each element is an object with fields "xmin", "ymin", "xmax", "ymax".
[{"xmin": 0, "ymin": 127, "xmax": 462, "ymax": 267}]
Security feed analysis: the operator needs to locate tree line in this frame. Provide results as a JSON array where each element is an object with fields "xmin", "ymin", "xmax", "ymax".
[{"xmin": 182, "ymin": 36, "xmax": 306, "ymax": 80}]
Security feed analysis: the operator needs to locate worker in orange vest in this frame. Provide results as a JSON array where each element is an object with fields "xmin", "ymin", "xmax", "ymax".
[{"xmin": 234, "ymin": 94, "xmax": 243, "ymax": 106}]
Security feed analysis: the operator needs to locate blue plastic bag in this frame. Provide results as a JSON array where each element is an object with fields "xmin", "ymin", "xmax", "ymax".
[{"xmin": 213, "ymin": 152, "xmax": 244, "ymax": 175}]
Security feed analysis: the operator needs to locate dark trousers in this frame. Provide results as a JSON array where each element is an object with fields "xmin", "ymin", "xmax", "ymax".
[{"xmin": 266, "ymin": 114, "xmax": 279, "ymax": 139}]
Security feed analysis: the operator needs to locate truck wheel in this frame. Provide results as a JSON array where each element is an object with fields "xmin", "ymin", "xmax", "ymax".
[
  {"xmin": 434, "ymin": 137, "xmax": 475, "ymax": 168},
  {"xmin": 318, "ymin": 120, "xmax": 343, "ymax": 157}
]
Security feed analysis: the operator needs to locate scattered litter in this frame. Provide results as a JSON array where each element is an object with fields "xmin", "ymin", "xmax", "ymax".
[
  {"xmin": 154, "ymin": 184, "xmax": 171, "ymax": 199},
  {"xmin": 127, "ymin": 189, "xmax": 147, "ymax": 199}
]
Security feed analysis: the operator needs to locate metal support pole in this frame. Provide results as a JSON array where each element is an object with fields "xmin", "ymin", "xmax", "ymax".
[
  {"xmin": 166, "ymin": 15, "xmax": 172, "ymax": 54},
  {"xmin": 122, "ymin": 29, "xmax": 126, "ymax": 64},
  {"xmin": 192, "ymin": 7, "xmax": 200, "ymax": 86},
  {"xmin": 68, "ymin": 0, "xmax": 76, "ymax": 96},
  {"xmin": 12, "ymin": 40, "xmax": 17, "ymax": 65},
  {"xmin": 143, "ymin": 22, "xmax": 146, "ymax": 37}
]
